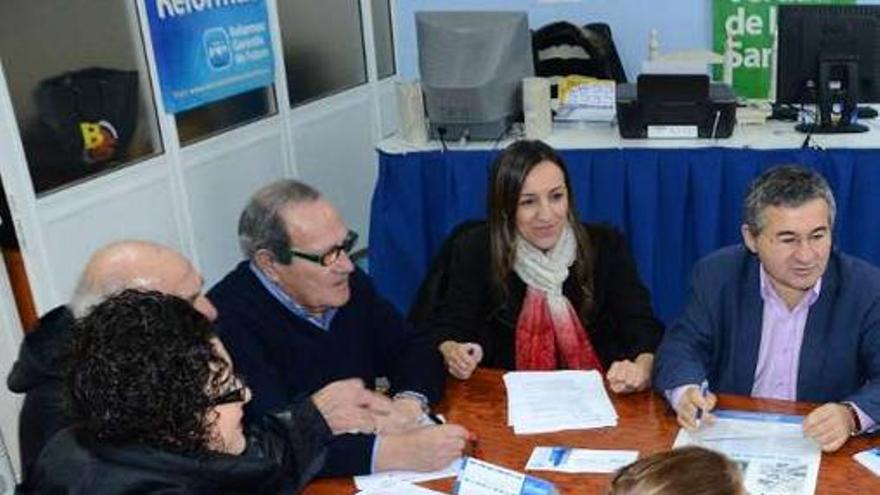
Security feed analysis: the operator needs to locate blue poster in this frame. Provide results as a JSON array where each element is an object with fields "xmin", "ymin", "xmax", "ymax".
[{"xmin": 145, "ymin": 0, "xmax": 274, "ymax": 113}]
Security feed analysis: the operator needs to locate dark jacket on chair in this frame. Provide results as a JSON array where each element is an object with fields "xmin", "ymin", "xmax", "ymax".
[
  {"xmin": 6, "ymin": 305, "xmax": 74, "ymax": 478},
  {"xmin": 425, "ymin": 222, "xmax": 663, "ymax": 370}
]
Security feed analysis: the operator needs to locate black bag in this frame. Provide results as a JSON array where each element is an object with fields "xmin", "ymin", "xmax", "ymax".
[
  {"xmin": 34, "ymin": 67, "xmax": 139, "ymax": 164},
  {"xmin": 532, "ymin": 21, "xmax": 628, "ymax": 98}
]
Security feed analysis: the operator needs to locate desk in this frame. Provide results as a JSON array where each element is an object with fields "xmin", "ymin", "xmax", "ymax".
[
  {"xmin": 369, "ymin": 119, "xmax": 880, "ymax": 323},
  {"xmin": 302, "ymin": 368, "xmax": 880, "ymax": 494}
]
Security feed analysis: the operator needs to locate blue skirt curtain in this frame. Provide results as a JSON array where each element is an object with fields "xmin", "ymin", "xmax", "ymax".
[{"xmin": 370, "ymin": 147, "xmax": 880, "ymax": 324}]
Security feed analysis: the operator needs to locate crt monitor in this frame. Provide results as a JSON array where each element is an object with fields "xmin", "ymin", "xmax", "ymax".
[
  {"xmin": 776, "ymin": 5, "xmax": 880, "ymax": 134},
  {"xmin": 416, "ymin": 11, "xmax": 534, "ymax": 141}
]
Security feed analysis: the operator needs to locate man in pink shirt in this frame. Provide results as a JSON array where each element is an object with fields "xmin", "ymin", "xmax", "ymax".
[{"xmin": 654, "ymin": 165, "xmax": 880, "ymax": 452}]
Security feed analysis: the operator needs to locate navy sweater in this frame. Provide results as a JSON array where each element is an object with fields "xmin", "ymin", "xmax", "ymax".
[{"xmin": 209, "ymin": 261, "xmax": 445, "ymax": 476}]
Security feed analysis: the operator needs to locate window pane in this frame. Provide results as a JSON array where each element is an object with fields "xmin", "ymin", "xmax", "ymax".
[
  {"xmin": 0, "ymin": 1, "xmax": 162, "ymax": 195},
  {"xmin": 372, "ymin": 0, "xmax": 396, "ymax": 79},
  {"xmin": 278, "ymin": 0, "xmax": 367, "ymax": 106},
  {"xmin": 176, "ymin": 86, "xmax": 277, "ymax": 145}
]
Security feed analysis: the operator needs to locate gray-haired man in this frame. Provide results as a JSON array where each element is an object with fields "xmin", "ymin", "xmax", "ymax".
[
  {"xmin": 654, "ymin": 165, "xmax": 880, "ymax": 452},
  {"xmin": 209, "ymin": 179, "xmax": 469, "ymax": 477}
]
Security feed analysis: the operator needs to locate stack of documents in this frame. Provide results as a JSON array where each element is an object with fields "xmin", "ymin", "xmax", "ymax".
[
  {"xmin": 673, "ymin": 410, "xmax": 820, "ymax": 495},
  {"xmin": 503, "ymin": 370, "xmax": 618, "ymax": 434},
  {"xmin": 555, "ymin": 76, "xmax": 616, "ymax": 123}
]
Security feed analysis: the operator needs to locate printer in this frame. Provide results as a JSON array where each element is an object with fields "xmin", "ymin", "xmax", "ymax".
[{"xmin": 616, "ymin": 74, "xmax": 736, "ymax": 139}]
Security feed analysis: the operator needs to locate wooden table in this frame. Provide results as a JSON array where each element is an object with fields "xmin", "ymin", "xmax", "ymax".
[{"xmin": 303, "ymin": 369, "xmax": 880, "ymax": 494}]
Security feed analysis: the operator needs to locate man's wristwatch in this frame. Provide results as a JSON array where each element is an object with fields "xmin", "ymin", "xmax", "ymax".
[
  {"xmin": 393, "ymin": 391, "xmax": 430, "ymax": 413},
  {"xmin": 842, "ymin": 402, "xmax": 862, "ymax": 436}
]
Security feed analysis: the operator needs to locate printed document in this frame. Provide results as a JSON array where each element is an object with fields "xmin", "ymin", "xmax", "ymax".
[
  {"xmin": 357, "ymin": 482, "xmax": 447, "ymax": 495},
  {"xmin": 503, "ymin": 370, "xmax": 617, "ymax": 434},
  {"xmin": 354, "ymin": 458, "xmax": 461, "ymax": 491},
  {"xmin": 526, "ymin": 446, "xmax": 638, "ymax": 473},
  {"xmin": 673, "ymin": 410, "xmax": 820, "ymax": 495},
  {"xmin": 453, "ymin": 457, "xmax": 558, "ymax": 495}
]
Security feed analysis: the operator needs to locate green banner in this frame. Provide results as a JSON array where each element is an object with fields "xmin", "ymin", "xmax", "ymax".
[{"xmin": 713, "ymin": 0, "xmax": 855, "ymax": 100}]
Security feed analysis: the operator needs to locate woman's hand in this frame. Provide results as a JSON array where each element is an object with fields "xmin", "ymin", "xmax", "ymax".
[
  {"xmin": 438, "ymin": 341, "xmax": 483, "ymax": 380},
  {"xmin": 606, "ymin": 353, "xmax": 654, "ymax": 393}
]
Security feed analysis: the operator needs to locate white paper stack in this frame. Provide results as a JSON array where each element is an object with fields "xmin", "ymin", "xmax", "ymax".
[{"xmin": 502, "ymin": 370, "xmax": 618, "ymax": 434}]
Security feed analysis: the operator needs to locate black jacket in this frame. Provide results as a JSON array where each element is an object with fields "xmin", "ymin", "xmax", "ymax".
[
  {"xmin": 429, "ymin": 222, "xmax": 663, "ymax": 369},
  {"xmin": 20, "ymin": 400, "xmax": 332, "ymax": 494},
  {"xmin": 6, "ymin": 305, "xmax": 74, "ymax": 477}
]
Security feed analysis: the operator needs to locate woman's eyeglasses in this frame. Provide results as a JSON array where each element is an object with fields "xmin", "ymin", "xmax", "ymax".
[{"xmin": 209, "ymin": 374, "xmax": 248, "ymax": 406}]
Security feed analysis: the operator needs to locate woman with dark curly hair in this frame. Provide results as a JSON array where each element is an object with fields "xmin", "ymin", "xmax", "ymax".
[
  {"xmin": 431, "ymin": 140, "xmax": 663, "ymax": 392},
  {"xmin": 22, "ymin": 289, "xmax": 387, "ymax": 494}
]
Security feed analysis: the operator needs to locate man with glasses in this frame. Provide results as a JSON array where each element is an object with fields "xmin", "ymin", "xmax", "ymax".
[
  {"xmin": 654, "ymin": 165, "xmax": 880, "ymax": 453},
  {"xmin": 209, "ymin": 179, "xmax": 468, "ymax": 477}
]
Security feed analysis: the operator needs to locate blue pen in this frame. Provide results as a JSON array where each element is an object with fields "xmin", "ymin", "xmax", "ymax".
[{"xmin": 694, "ymin": 380, "xmax": 709, "ymax": 427}]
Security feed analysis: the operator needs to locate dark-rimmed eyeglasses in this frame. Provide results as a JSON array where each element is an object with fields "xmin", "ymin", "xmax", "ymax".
[
  {"xmin": 209, "ymin": 374, "xmax": 248, "ymax": 407},
  {"xmin": 290, "ymin": 230, "xmax": 359, "ymax": 267}
]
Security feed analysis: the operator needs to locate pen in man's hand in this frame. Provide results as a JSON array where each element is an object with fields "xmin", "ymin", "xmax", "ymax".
[
  {"xmin": 427, "ymin": 412, "xmax": 444, "ymax": 425},
  {"xmin": 694, "ymin": 379, "xmax": 709, "ymax": 428}
]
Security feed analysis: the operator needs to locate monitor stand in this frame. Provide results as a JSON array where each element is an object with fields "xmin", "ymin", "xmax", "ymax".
[{"xmin": 795, "ymin": 57, "xmax": 869, "ymax": 134}]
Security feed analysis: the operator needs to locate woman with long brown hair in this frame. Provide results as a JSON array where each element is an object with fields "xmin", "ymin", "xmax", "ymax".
[{"xmin": 429, "ymin": 140, "xmax": 662, "ymax": 392}]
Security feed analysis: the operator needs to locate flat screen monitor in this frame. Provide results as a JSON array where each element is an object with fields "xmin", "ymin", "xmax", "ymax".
[
  {"xmin": 776, "ymin": 5, "xmax": 880, "ymax": 133},
  {"xmin": 416, "ymin": 11, "xmax": 534, "ymax": 141}
]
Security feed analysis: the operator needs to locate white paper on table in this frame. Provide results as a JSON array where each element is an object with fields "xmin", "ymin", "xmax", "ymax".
[
  {"xmin": 354, "ymin": 458, "xmax": 462, "ymax": 491},
  {"xmin": 853, "ymin": 447, "xmax": 880, "ymax": 476},
  {"xmin": 357, "ymin": 481, "xmax": 448, "ymax": 495},
  {"xmin": 525, "ymin": 446, "xmax": 638, "ymax": 473},
  {"xmin": 453, "ymin": 457, "xmax": 557, "ymax": 495},
  {"xmin": 503, "ymin": 370, "xmax": 617, "ymax": 434},
  {"xmin": 673, "ymin": 410, "xmax": 820, "ymax": 495}
]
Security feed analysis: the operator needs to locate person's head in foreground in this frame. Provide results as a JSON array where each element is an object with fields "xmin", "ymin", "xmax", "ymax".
[
  {"xmin": 741, "ymin": 164, "xmax": 835, "ymax": 307},
  {"xmin": 68, "ymin": 289, "xmax": 251, "ymax": 456},
  {"xmin": 608, "ymin": 446, "xmax": 745, "ymax": 495}
]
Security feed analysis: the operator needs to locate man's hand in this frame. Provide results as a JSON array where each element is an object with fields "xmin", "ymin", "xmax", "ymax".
[
  {"xmin": 439, "ymin": 341, "xmax": 483, "ymax": 380},
  {"xmin": 803, "ymin": 403, "xmax": 854, "ymax": 452},
  {"xmin": 674, "ymin": 385, "xmax": 717, "ymax": 430},
  {"xmin": 606, "ymin": 353, "xmax": 654, "ymax": 393},
  {"xmin": 374, "ymin": 424, "xmax": 470, "ymax": 472},
  {"xmin": 310, "ymin": 378, "xmax": 392, "ymax": 435},
  {"xmin": 373, "ymin": 397, "xmax": 424, "ymax": 434}
]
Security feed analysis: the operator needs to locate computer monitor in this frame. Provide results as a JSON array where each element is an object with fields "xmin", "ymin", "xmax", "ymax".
[
  {"xmin": 776, "ymin": 5, "xmax": 880, "ymax": 134},
  {"xmin": 416, "ymin": 11, "xmax": 534, "ymax": 141}
]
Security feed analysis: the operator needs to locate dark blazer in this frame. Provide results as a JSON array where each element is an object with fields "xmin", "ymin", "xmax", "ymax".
[
  {"xmin": 654, "ymin": 245, "xmax": 880, "ymax": 422},
  {"xmin": 428, "ymin": 222, "xmax": 663, "ymax": 370}
]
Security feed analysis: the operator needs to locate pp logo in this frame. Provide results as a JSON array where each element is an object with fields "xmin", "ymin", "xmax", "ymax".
[{"xmin": 203, "ymin": 28, "xmax": 232, "ymax": 70}]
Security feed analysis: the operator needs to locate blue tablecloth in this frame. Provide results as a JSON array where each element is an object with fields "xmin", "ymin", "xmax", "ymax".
[{"xmin": 369, "ymin": 147, "xmax": 880, "ymax": 324}]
